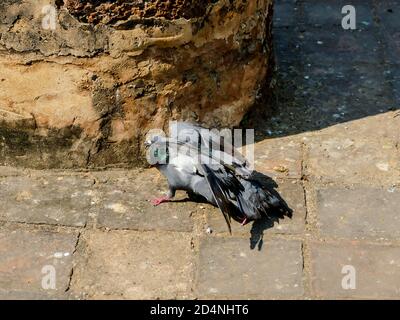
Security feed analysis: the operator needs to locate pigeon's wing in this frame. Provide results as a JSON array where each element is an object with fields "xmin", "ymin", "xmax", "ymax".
[
  {"xmin": 167, "ymin": 138, "xmax": 241, "ymax": 177},
  {"xmin": 200, "ymin": 164, "xmax": 233, "ymax": 233},
  {"xmin": 169, "ymin": 121, "xmax": 252, "ymax": 177},
  {"xmin": 169, "ymin": 121, "xmax": 244, "ymax": 161},
  {"xmin": 198, "ymin": 162, "xmax": 248, "ymax": 234}
]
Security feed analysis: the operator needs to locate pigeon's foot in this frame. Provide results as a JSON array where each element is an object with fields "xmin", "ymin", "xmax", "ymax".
[
  {"xmin": 241, "ymin": 217, "xmax": 249, "ymax": 226},
  {"xmin": 150, "ymin": 196, "xmax": 170, "ymax": 206}
]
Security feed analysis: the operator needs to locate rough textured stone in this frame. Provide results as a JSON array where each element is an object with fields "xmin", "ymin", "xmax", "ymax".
[
  {"xmin": 311, "ymin": 241, "xmax": 400, "ymax": 299},
  {"xmin": 94, "ymin": 169, "xmax": 195, "ymax": 232},
  {"xmin": 0, "ymin": 56, "xmax": 97, "ymax": 168},
  {"xmin": 0, "ymin": 227, "xmax": 78, "ymax": 297},
  {"xmin": 306, "ymin": 116, "xmax": 400, "ymax": 184},
  {"xmin": 206, "ymin": 179, "xmax": 306, "ymax": 235},
  {"xmin": 317, "ymin": 187, "xmax": 400, "ymax": 239},
  {"xmin": 71, "ymin": 230, "xmax": 194, "ymax": 299},
  {"xmin": 0, "ymin": 0, "xmax": 274, "ymax": 169},
  {"xmin": 196, "ymin": 237, "xmax": 304, "ymax": 298},
  {"xmin": 0, "ymin": 1, "xmax": 108, "ymax": 57},
  {"xmin": 308, "ymin": 137, "xmax": 399, "ymax": 184},
  {"xmin": 253, "ymin": 137, "xmax": 303, "ymax": 179},
  {"xmin": 0, "ymin": 175, "xmax": 94, "ymax": 226},
  {"xmin": 63, "ymin": 0, "xmax": 214, "ymax": 22},
  {"xmin": 0, "ymin": 166, "xmax": 26, "ymax": 177}
]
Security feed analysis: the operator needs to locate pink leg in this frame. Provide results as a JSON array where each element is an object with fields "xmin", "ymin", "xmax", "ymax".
[
  {"xmin": 150, "ymin": 196, "xmax": 170, "ymax": 206},
  {"xmin": 241, "ymin": 217, "xmax": 249, "ymax": 226}
]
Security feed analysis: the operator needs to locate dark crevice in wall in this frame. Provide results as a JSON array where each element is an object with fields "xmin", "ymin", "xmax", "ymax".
[{"xmin": 59, "ymin": 0, "xmax": 217, "ymax": 24}]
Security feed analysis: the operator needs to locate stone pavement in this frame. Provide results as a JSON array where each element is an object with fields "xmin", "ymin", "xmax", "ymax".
[{"xmin": 0, "ymin": 0, "xmax": 399, "ymax": 299}]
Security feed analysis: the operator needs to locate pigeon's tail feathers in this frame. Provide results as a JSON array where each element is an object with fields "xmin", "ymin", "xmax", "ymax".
[
  {"xmin": 262, "ymin": 188, "xmax": 281, "ymax": 208},
  {"xmin": 259, "ymin": 184, "xmax": 293, "ymax": 218},
  {"xmin": 235, "ymin": 179, "xmax": 292, "ymax": 220}
]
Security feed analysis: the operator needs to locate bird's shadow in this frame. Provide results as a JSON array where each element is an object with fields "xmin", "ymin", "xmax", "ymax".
[
  {"xmin": 181, "ymin": 170, "xmax": 293, "ymax": 251},
  {"xmin": 248, "ymin": 171, "xmax": 293, "ymax": 251},
  {"xmin": 169, "ymin": 194, "xmax": 210, "ymax": 204}
]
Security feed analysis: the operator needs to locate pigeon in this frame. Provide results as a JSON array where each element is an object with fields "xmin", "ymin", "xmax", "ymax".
[{"xmin": 145, "ymin": 122, "xmax": 291, "ymax": 233}]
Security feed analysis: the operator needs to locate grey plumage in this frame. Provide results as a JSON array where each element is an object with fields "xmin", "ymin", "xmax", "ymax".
[
  {"xmin": 146, "ymin": 122, "xmax": 291, "ymax": 233},
  {"xmin": 168, "ymin": 121, "xmax": 252, "ymax": 178}
]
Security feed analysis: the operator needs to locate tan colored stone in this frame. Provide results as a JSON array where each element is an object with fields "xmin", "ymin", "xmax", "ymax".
[
  {"xmin": 253, "ymin": 137, "xmax": 303, "ymax": 179},
  {"xmin": 0, "ymin": 57, "xmax": 97, "ymax": 133},
  {"xmin": 71, "ymin": 230, "xmax": 194, "ymax": 299},
  {"xmin": 0, "ymin": 227, "xmax": 78, "ymax": 296},
  {"xmin": 306, "ymin": 120, "xmax": 400, "ymax": 184},
  {"xmin": 0, "ymin": 0, "xmax": 274, "ymax": 168}
]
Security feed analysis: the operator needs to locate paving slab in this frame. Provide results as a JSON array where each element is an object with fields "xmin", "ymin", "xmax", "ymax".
[
  {"xmin": 376, "ymin": 0, "xmax": 400, "ymax": 31},
  {"xmin": 196, "ymin": 237, "xmax": 304, "ymax": 299},
  {"xmin": 311, "ymin": 241, "xmax": 400, "ymax": 299},
  {"xmin": 253, "ymin": 137, "xmax": 303, "ymax": 179},
  {"xmin": 0, "ymin": 227, "xmax": 78, "ymax": 298},
  {"xmin": 0, "ymin": 166, "xmax": 25, "ymax": 177},
  {"xmin": 375, "ymin": 0, "xmax": 400, "ymax": 63},
  {"xmin": 307, "ymin": 137, "xmax": 399, "ymax": 184},
  {"xmin": 306, "ymin": 119, "xmax": 400, "ymax": 184},
  {"xmin": 388, "ymin": 65, "xmax": 400, "ymax": 104},
  {"xmin": 299, "ymin": 28, "xmax": 381, "ymax": 65},
  {"xmin": 302, "ymin": 63, "xmax": 395, "ymax": 122},
  {"xmin": 274, "ymin": 0, "xmax": 300, "ymax": 28},
  {"xmin": 206, "ymin": 180, "xmax": 306, "ymax": 235},
  {"xmin": 317, "ymin": 187, "xmax": 400, "ymax": 240},
  {"xmin": 71, "ymin": 230, "xmax": 194, "ymax": 299},
  {"xmin": 318, "ymin": 112, "xmax": 400, "ymax": 143},
  {"xmin": 273, "ymin": 28, "xmax": 303, "ymax": 66},
  {"xmin": 93, "ymin": 169, "xmax": 195, "ymax": 232},
  {"xmin": 382, "ymin": 30, "xmax": 400, "ymax": 66},
  {"xmin": 0, "ymin": 175, "xmax": 94, "ymax": 227}
]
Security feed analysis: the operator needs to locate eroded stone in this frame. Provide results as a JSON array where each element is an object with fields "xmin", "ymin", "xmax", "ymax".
[
  {"xmin": 317, "ymin": 187, "xmax": 400, "ymax": 239},
  {"xmin": 311, "ymin": 241, "xmax": 400, "ymax": 299},
  {"xmin": 197, "ymin": 237, "xmax": 304, "ymax": 298},
  {"xmin": 71, "ymin": 230, "xmax": 194, "ymax": 299},
  {"xmin": 0, "ymin": 227, "xmax": 78, "ymax": 296},
  {"xmin": 0, "ymin": 175, "xmax": 94, "ymax": 226}
]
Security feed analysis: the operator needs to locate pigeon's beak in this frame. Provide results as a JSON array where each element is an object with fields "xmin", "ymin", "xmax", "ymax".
[{"xmin": 144, "ymin": 140, "xmax": 151, "ymax": 148}]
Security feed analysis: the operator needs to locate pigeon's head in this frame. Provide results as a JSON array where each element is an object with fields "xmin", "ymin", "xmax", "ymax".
[{"xmin": 146, "ymin": 140, "xmax": 169, "ymax": 166}]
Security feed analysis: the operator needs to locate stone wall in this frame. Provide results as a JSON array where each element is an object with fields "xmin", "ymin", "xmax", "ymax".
[{"xmin": 0, "ymin": 0, "xmax": 274, "ymax": 169}]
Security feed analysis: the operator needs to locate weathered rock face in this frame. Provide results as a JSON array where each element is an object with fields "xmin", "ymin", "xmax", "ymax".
[
  {"xmin": 63, "ymin": 0, "xmax": 215, "ymax": 22},
  {"xmin": 0, "ymin": 0, "xmax": 274, "ymax": 169}
]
